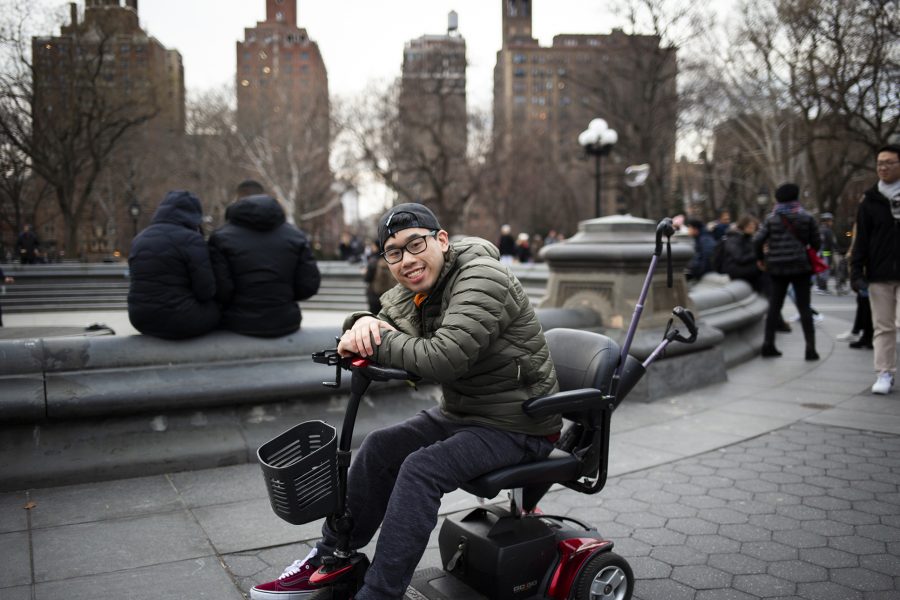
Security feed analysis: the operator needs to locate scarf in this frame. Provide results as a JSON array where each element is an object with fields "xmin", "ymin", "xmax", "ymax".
[{"xmin": 773, "ymin": 201, "xmax": 802, "ymax": 216}]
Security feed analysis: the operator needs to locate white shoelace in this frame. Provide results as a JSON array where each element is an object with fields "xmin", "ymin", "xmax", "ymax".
[{"xmin": 279, "ymin": 547, "xmax": 318, "ymax": 579}]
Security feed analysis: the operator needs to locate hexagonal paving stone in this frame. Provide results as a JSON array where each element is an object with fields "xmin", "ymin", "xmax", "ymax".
[
  {"xmin": 749, "ymin": 513, "xmax": 799, "ymax": 531},
  {"xmin": 686, "ymin": 534, "xmax": 741, "ymax": 554},
  {"xmin": 631, "ymin": 528, "xmax": 687, "ymax": 547},
  {"xmin": 829, "ymin": 567, "xmax": 895, "ymax": 591},
  {"xmin": 665, "ymin": 517, "xmax": 718, "ymax": 535},
  {"xmin": 860, "ymin": 553, "xmax": 900, "ymax": 576},
  {"xmin": 741, "ymin": 540, "xmax": 797, "ymax": 562},
  {"xmin": 855, "ymin": 523, "xmax": 900, "ymax": 542},
  {"xmin": 772, "ymin": 528, "xmax": 828, "ymax": 549},
  {"xmin": 708, "ymin": 553, "xmax": 768, "ymax": 575},
  {"xmin": 733, "ymin": 573, "xmax": 796, "ymax": 597},
  {"xmin": 633, "ymin": 578, "xmax": 694, "ymax": 600},
  {"xmin": 671, "ymin": 565, "xmax": 732, "ymax": 590},
  {"xmin": 627, "ymin": 556, "xmax": 671, "ymax": 579},
  {"xmin": 828, "ymin": 535, "xmax": 886, "ymax": 556},
  {"xmin": 615, "ymin": 512, "xmax": 667, "ymax": 529},
  {"xmin": 797, "ymin": 581, "xmax": 862, "ymax": 600},
  {"xmin": 767, "ymin": 559, "xmax": 827, "ymax": 583},
  {"xmin": 700, "ymin": 507, "xmax": 750, "ymax": 524},
  {"xmin": 719, "ymin": 523, "xmax": 771, "ymax": 543},
  {"xmin": 649, "ymin": 544, "xmax": 708, "ymax": 566},
  {"xmin": 798, "ymin": 546, "xmax": 859, "ymax": 568},
  {"xmin": 828, "ymin": 509, "xmax": 880, "ymax": 526},
  {"xmin": 694, "ymin": 590, "xmax": 757, "ymax": 600}
]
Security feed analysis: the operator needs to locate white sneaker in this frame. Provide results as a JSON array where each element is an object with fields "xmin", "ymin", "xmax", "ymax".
[
  {"xmin": 813, "ymin": 313, "xmax": 825, "ymax": 324},
  {"xmin": 836, "ymin": 330, "xmax": 860, "ymax": 342},
  {"xmin": 872, "ymin": 372, "xmax": 894, "ymax": 395}
]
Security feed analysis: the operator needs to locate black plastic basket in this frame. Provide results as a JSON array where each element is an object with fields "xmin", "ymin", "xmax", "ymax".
[{"xmin": 257, "ymin": 420, "xmax": 338, "ymax": 525}]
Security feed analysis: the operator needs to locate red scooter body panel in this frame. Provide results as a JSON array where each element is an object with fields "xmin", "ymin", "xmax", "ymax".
[{"xmin": 547, "ymin": 538, "xmax": 613, "ymax": 599}]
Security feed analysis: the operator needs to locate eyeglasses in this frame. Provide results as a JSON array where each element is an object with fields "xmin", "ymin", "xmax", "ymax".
[
  {"xmin": 877, "ymin": 160, "xmax": 900, "ymax": 168},
  {"xmin": 381, "ymin": 230, "xmax": 438, "ymax": 264}
]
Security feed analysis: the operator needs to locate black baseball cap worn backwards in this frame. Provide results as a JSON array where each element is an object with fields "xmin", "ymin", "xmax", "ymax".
[{"xmin": 377, "ymin": 203, "xmax": 442, "ymax": 250}]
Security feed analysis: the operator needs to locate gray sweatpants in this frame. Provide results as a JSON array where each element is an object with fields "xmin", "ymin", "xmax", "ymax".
[{"xmin": 319, "ymin": 406, "xmax": 553, "ymax": 600}]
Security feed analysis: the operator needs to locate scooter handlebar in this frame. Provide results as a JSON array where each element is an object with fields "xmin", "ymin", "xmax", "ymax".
[
  {"xmin": 312, "ymin": 348, "xmax": 420, "ymax": 386},
  {"xmin": 349, "ymin": 358, "xmax": 420, "ymax": 382},
  {"xmin": 670, "ymin": 306, "xmax": 698, "ymax": 344},
  {"xmin": 655, "ymin": 217, "xmax": 675, "ymax": 256}
]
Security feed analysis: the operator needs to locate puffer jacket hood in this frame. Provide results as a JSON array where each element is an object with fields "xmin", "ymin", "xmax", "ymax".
[
  {"xmin": 151, "ymin": 190, "xmax": 203, "ymax": 230},
  {"xmin": 225, "ymin": 195, "xmax": 286, "ymax": 232}
]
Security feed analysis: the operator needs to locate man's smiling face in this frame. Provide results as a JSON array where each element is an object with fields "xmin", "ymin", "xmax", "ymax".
[{"xmin": 384, "ymin": 227, "xmax": 450, "ymax": 293}]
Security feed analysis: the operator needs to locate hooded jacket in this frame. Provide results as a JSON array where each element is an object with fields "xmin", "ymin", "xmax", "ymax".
[
  {"xmin": 347, "ymin": 237, "xmax": 561, "ymax": 437},
  {"xmin": 208, "ymin": 195, "xmax": 321, "ymax": 337},
  {"xmin": 850, "ymin": 183, "xmax": 900, "ymax": 284},
  {"xmin": 127, "ymin": 190, "xmax": 220, "ymax": 339},
  {"xmin": 754, "ymin": 208, "xmax": 820, "ymax": 277}
]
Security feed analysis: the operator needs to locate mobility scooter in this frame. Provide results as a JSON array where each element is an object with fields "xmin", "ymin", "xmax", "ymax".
[{"xmin": 257, "ymin": 218, "xmax": 697, "ymax": 600}]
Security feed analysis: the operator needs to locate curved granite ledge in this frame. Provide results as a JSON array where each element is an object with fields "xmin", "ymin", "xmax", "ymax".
[{"xmin": 0, "ymin": 276, "xmax": 765, "ymax": 422}]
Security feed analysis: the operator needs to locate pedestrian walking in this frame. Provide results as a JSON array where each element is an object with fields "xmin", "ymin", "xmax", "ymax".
[
  {"xmin": 16, "ymin": 224, "xmax": 39, "ymax": 265},
  {"xmin": 850, "ymin": 144, "xmax": 900, "ymax": 394},
  {"xmin": 498, "ymin": 224, "xmax": 516, "ymax": 265},
  {"xmin": 754, "ymin": 183, "xmax": 820, "ymax": 360},
  {"xmin": 815, "ymin": 212, "xmax": 836, "ymax": 294}
]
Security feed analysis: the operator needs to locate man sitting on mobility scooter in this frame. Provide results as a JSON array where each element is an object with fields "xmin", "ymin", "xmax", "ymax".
[{"xmin": 251, "ymin": 203, "xmax": 562, "ymax": 600}]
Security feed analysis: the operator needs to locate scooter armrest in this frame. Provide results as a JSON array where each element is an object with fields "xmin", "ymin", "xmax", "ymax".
[{"xmin": 523, "ymin": 388, "xmax": 607, "ymax": 418}]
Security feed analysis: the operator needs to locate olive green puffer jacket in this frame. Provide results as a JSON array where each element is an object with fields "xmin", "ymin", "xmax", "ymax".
[{"xmin": 345, "ymin": 237, "xmax": 560, "ymax": 436}]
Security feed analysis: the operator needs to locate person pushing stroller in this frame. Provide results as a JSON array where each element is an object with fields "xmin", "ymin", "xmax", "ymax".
[{"xmin": 250, "ymin": 203, "xmax": 561, "ymax": 600}]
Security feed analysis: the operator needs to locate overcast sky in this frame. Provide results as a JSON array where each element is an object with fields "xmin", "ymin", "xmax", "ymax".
[{"xmin": 135, "ymin": 0, "xmax": 619, "ymax": 109}]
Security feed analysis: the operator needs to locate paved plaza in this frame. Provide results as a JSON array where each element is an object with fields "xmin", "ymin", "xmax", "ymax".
[{"xmin": 2, "ymin": 294, "xmax": 900, "ymax": 599}]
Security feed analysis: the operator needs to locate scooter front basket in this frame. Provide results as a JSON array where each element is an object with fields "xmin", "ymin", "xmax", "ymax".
[{"xmin": 257, "ymin": 420, "xmax": 338, "ymax": 525}]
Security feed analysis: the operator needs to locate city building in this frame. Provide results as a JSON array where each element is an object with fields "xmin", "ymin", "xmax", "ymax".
[
  {"xmin": 28, "ymin": 0, "xmax": 185, "ymax": 258},
  {"xmin": 395, "ymin": 12, "xmax": 469, "ymax": 229},
  {"xmin": 492, "ymin": 0, "xmax": 677, "ymax": 230},
  {"xmin": 235, "ymin": 0, "xmax": 339, "ymax": 250}
]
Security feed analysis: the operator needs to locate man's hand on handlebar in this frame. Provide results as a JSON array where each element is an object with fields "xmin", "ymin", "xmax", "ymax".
[{"xmin": 337, "ymin": 316, "xmax": 397, "ymax": 357}]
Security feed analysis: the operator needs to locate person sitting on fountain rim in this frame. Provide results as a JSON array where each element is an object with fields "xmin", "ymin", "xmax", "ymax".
[{"xmin": 249, "ymin": 202, "xmax": 561, "ymax": 600}]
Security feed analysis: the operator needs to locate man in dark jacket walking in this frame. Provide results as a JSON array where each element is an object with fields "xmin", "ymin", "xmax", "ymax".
[
  {"xmin": 754, "ymin": 183, "xmax": 820, "ymax": 361},
  {"xmin": 850, "ymin": 144, "xmax": 900, "ymax": 395},
  {"xmin": 127, "ymin": 190, "xmax": 220, "ymax": 339},
  {"xmin": 208, "ymin": 194, "xmax": 320, "ymax": 337},
  {"xmin": 250, "ymin": 203, "xmax": 560, "ymax": 600}
]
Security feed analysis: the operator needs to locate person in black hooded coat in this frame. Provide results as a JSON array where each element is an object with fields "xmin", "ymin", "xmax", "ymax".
[
  {"xmin": 208, "ymin": 194, "xmax": 321, "ymax": 337},
  {"xmin": 127, "ymin": 190, "xmax": 220, "ymax": 339}
]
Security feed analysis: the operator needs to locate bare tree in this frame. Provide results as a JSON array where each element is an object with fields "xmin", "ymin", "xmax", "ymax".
[
  {"xmin": 337, "ymin": 78, "xmax": 492, "ymax": 234},
  {"xmin": 706, "ymin": 0, "xmax": 898, "ymax": 218},
  {"xmin": 0, "ymin": 4, "xmax": 160, "ymax": 256}
]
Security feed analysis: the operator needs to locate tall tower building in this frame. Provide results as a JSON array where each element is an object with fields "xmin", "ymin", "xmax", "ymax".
[
  {"xmin": 236, "ymin": 0, "xmax": 337, "ymax": 244},
  {"xmin": 30, "ymin": 0, "xmax": 185, "ymax": 257},
  {"xmin": 396, "ymin": 12, "xmax": 468, "ymax": 226},
  {"xmin": 492, "ymin": 0, "xmax": 677, "ymax": 226},
  {"xmin": 34, "ymin": 0, "xmax": 184, "ymax": 136}
]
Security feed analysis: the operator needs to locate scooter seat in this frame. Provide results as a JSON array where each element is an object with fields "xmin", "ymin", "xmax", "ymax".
[{"xmin": 460, "ymin": 449, "xmax": 579, "ymax": 499}]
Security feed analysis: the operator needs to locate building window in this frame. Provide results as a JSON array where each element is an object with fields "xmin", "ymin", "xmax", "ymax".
[
  {"xmin": 514, "ymin": 95, "xmax": 526, "ymax": 105},
  {"xmin": 514, "ymin": 68, "xmax": 525, "ymax": 77},
  {"xmin": 513, "ymin": 53, "xmax": 526, "ymax": 64}
]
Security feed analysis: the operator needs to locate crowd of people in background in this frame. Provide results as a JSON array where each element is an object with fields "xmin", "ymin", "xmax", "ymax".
[{"xmin": 682, "ymin": 144, "xmax": 899, "ymax": 394}]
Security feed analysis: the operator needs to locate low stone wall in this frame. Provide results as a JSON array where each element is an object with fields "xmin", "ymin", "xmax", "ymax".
[{"xmin": 0, "ymin": 275, "xmax": 765, "ymax": 422}]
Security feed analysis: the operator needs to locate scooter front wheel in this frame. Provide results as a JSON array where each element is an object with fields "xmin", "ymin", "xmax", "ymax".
[{"xmin": 572, "ymin": 551, "xmax": 633, "ymax": 600}]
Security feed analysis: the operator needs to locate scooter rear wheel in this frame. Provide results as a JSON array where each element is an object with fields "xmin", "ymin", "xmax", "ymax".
[{"xmin": 572, "ymin": 551, "xmax": 633, "ymax": 600}]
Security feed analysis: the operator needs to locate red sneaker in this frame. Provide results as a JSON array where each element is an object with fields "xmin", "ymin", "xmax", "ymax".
[{"xmin": 250, "ymin": 548, "xmax": 322, "ymax": 600}]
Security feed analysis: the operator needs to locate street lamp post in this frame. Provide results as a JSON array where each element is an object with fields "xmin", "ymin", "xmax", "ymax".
[
  {"xmin": 128, "ymin": 200, "xmax": 141, "ymax": 238},
  {"xmin": 578, "ymin": 118, "xmax": 618, "ymax": 218}
]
